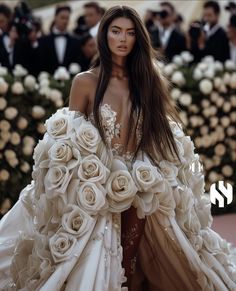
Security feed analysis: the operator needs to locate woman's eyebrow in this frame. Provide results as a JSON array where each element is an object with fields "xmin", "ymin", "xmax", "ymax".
[{"xmin": 111, "ymin": 25, "xmax": 135, "ymax": 30}]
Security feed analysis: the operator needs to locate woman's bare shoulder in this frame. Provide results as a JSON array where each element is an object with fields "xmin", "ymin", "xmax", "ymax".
[{"xmin": 69, "ymin": 68, "xmax": 99, "ymax": 112}]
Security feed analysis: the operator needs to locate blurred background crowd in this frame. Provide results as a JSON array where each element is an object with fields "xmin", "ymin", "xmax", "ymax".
[{"xmin": 1, "ymin": 0, "xmax": 236, "ymax": 75}]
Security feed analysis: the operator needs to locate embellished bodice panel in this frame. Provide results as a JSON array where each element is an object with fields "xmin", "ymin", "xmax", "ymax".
[{"xmin": 75, "ymin": 103, "xmax": 143, "ymax": 165}]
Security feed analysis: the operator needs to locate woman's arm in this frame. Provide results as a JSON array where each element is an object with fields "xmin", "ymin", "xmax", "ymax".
[{"xmin": 68, "ymin": 72, "xmax": 91, "ymax": 114}]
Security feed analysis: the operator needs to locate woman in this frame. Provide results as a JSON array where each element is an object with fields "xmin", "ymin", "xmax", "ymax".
[{"xmin": 0, "ymin": 5, "xmax": 236, "ymax": 291}]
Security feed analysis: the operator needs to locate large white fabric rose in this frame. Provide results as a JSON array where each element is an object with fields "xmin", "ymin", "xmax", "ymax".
[
  {"xmin": 132, "ymin": 155, "xmax": 165, "ymax": 193},
  {"xmin": 45, "ymin": 111, "xmax": 74, "ymax": 140},
  {"xmin": 78, "ymin": 154, "xmax": 110, "ymax": 184},
  {"xmin": 61, "ymin": 204, "xmax": 94, "ymax": 237},
  {"xmin": 76, "ymin": 181, "xmax": 108, "ymax": 215},
  {"xmin": 49, "ymin": 230, "xmax": 77, "ymax": 263},
  {"xmin": 72, "ymin": 117, "xmax": 101, "ymax": 155},
  {"xmin": 158, "ymin": 160, "xmax": 178, "ymax": 187},
  {"xmin": 44, "ymin": 164, "xmax": 73, "ymax": 198},
  {"xmin": 48, "ymin": 140, "xmax": 81, "ymax": 170},
  {"xmin": 106, "ymin": 159, "xmax": 138, "ymax": 212}
]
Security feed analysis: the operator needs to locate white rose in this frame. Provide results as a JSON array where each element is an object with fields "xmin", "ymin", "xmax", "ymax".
[
  {"xmin": 23, "ymin": 145, "xmax": 34, "ymax": 156},
  {"xmin": 37, "ymin": 123, "xmax": 46, "ymax": 134},
  {"xmin": 20, "ymin": 161, "xmax": 31, "ymax": 173},
  {"xmin": 39, "ymin": 86, "xmax": 51, "ymax": 97},
  {"xmin": 10, "ymin": 132, "xmax": 21, "ymax": 145},
  {"xmin": 24, "ymin": 75, "xmax": 36, "ymax": 91},
  {"xmin": 44, "ymin": 164, "xmax": 73, "ymax": 198},
  {"xmin": 199, "ymin": 79, "xmax": 213, "ymax": 95},
  {"xmin": 45, "ymin": 111, "xmax": 74, "ymax": 140},
  {"xmin": 181, "ymin": 135, "xmax": 196, "ymax": 162},
  {"xmin": 180, "ymin": 51, "xmax": 193, "ymax": 63},
  {"xmin": 17, "ymin": 117, "xmax": 28, "ymax": 129},
  {"xmin": 13, "ymin": 64, "xmax": 28, "ymax": 77},
  {"xmin": 0, "ymin": 97, "xmax": 7, "ymax": 110},
  {"xmin": 4, "ymin": 107, "xmax": 18, "ymax": 120},
  {"xmin": 179, "ymin": 93, "xmax": 192, "ymax": 106},
  {"xmin": 72, "ymin": 117, "xmax": 101, "ymax": 155},
  {"xmin": 197, "ymin": 62, "xmax": 208, "ymax": 71},
  {"xmin": 193, "ymin": 68, "xmax": 203, "ymax": 80},
  {"xmin": 213, "ymin": 77, "xmax": 222, "ymax": 89},
  {"xmin": 0, "ymin": 140, "xmax": 6, "ymax": 150},
  {"xmin": 158, "ymin": 160, "xmax": 178, "ymax": 187},
  {"xmin": 214, "ymin": 61, "xmax": 223, "ymax": 72},
  {"xmin": 0, "ymin": 66, "xmax": 8, "ymax": 76},
  {"xmin": 23, "ymin": 136, "xmax": 35, "ymax": 145},
  {"xmin": 172, "ymin": 55, "xmax": 183, "ymax": 66},
  {"xmin": 225, "ymin": 59, "xmax": 235, "ymax": 70},
  {"xmin": 54, "ymin": 66, "xmax": 70, "ymax": 81},
  {"xmin": 203, "ymin": 67, "xmax": 215, "ymax": 79},
  {"xmin": 32, "ymin": 105, "xmax": 46, "ymax": 119},
  {"xmin": 48, "ymin": 140, "xmax": 81, "ymax": 169},
  {"xmin": 4, "ymin": 149, "xmax": 16, "ymax": 159},
  {"xmin": 38, "ymin": 71, "xmax": 49, "ymax": 81},
  {"xmin": 169, "ymin": 120, "xmax": 185, "ymax": 139},
  {"xmin": 48, "ymin": 89, "xmax": 62, "ymax": 102},
  {"xmin": 76, "ymin": 182, "xmax": 108, "ymax": 215},
  {"xmin": 0, "ymin": 77, "xmax": 9, "ymax": 94},
  {"xmin": 223, "ymin": 72, "xmax": 231, "ymax": 85},
  {"xmin": 78, "ymin": 154, "xmax": 110, "ymax": 184},
  {"xmin": 170, "ymin": 88, "xmax": 181, "ymax": 100},
  {"xmin": 55, "ymin": 99, "xmax": 63, "ymax": 108},
  {"xmin": 163, "ymin": 63, "xmax": 175, "ymax": 76},
  {"xmin": 8, "ymin": 157, "xmax": 19, "ymax": 167},
  {"xmin": 0, "ymin": 169, "xmax": 9, "ymax": 181},
  {"xmin": 39, "ymin": 78, "xmax": 50, "ymax": 88},
  {"xmin": 11, "ymin": 81, "xmax": 24, "ymax": 94},
  {"xmin": 49, "ymin": 229, "xmax": 77, "ymax": 263},
  {"xmin": 69, "ymin": 63, "xmax": 81, "ymax": 75},
  {"xmin": 106, "ymin": 159, "xmax": 138, "ymax": 212},
  {"xmin": 132, "ymin": 156, "xmax": 165, "ymax": 193},
  {"xmin": 171, "ymin": 71, "xmax": 185, "ymax": 86},
  {"xmin": 230, "ymin": 72, "xmax": 236, "ymax": 89},
  {"xmin": 62, "ymin": 204, "xmax": 94, "ymax": 237},
  {"xmin": 203, "ymin": 55, "xmax": 214, "ymax": 63},
  {"xmin": 1, "ymin": 131, "xmax": 11, "ymax": 142}
]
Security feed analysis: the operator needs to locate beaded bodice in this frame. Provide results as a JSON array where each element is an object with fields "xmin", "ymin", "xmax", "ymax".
[{"xmin": 75, "ymin": 103, "xmax": 143, "ymax": 166}]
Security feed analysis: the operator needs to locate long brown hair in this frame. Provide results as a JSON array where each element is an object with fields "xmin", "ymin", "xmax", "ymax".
[{"xmin": 91, "ymin": 5, "xmax": 184, "ymax": 163}]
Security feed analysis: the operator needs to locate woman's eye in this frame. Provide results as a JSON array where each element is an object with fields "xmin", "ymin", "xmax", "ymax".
[
  {"xmin": 128, "ymin": 31, "xmax": 135, "ymax": 36},
  {"xmin": 112, "ymin": 30, "xmax": 119, "ymax": 34}
]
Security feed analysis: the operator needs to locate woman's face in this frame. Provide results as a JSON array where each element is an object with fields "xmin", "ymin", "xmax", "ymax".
[{"xmin": 107, "ymin": 17, "xmax": 136, "ymax": 57}]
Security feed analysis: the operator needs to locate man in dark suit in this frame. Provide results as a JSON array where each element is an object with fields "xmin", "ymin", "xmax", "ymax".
[
  {"xmin": 149, "ymin": 1, "xmax": 186, "ymax": 62},
  {"xmin": 38, "ymin": 5, "xmax": 80, "ymax": 74},
  {"xmin": 189, "ymin": 1, "xmax": 230, "ymax": 63}
]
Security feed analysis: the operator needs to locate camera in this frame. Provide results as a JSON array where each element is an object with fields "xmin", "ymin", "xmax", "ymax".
[
  {"xmin": 189, "ymin": 21, "xmax": 203, "ymax": 40},
  {"xmin": 156, "ymin": 10, "xmax": 169, "ymax": 19}
]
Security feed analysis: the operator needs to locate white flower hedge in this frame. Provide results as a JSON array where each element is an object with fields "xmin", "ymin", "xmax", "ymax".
[{"xmin": 0, "ymin": 55, "xmax": 235, "ymax": 215}]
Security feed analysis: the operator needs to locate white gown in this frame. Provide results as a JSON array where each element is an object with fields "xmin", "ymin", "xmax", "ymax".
[{"xmin": 0, "ymin": 105, "xmax": 236, "ymax": 291}]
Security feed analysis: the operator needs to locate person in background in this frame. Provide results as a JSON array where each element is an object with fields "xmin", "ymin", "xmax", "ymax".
[
  {"xmin": 0, "ymin": 3, "xmax": 12, "ymax": 35},
  {"xmin": 227, "ymin": 14, "xmax": 236, "ymax": 64},
  {"xmin": 0, "ymin": 22, "xmax": 19, "ymax": 70},
  {"xmin": 149, "ymin": 1, "xmax": 186, "ymax": 62},
  {"xmin": 78, "ymin": 33, "xmax": 97, "ymax": 71},
  {"xmin": 83, "ymin": 1, "xmax": 104, "ymax": 38},
  {"xmin": 73, "ymin": 15, "xmax": 89, "ymax": 37},
  {"xmin": 188, "ymin": 1, "xmax": 230, "ymax": 63},
  {"xmin": 39, "ymin": 4, "xmax": 80, "ymax": 74}
]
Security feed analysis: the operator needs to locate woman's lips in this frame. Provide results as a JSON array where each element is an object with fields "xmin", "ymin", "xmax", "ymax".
[{"xmin": 117, "ymin": 46, "xmax": 128, "ymax": 50}]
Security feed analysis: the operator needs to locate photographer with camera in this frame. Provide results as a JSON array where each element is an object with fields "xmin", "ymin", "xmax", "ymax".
[
  {"xmin": 149, "ymin": 1, "xmax": 186, "ymax": 62},
  {"xmin": 187, "ymin": 1, "xmax": 230, "ymax": 63}
]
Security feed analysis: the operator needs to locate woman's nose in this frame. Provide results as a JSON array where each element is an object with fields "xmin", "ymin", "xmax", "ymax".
[{"xmin": 119, "ymin": 32, "xmax": 126, "ymax": 42}]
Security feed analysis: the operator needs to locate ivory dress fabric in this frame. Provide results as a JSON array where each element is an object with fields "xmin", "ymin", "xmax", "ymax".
[{"xmin": 0, "ymin": 104, "xmax": 236, "ymax": 291}]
